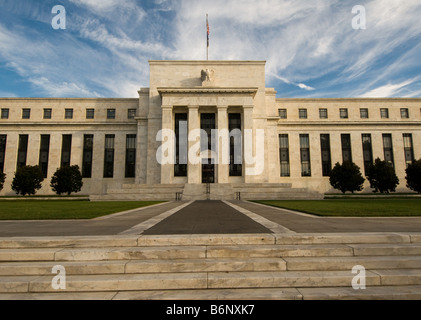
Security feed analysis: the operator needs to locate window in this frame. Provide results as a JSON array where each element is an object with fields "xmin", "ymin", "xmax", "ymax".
[
  {"xmin": 362, "ymin": 134, "xmax": 373, "ymax": 175},
  {"xmin": 401, "ymin": 108, "xmax": 409, "ymax": 119},
  {"xmin": 380, "ymin": 108, "xmax": 389, "ymax": 119},
  {"xmin": 1, "ymin": 109, "xmax": 9, "ymax": 119},
  {"xmin": 43, "ymin": 109, "xmax": 52, "ymax": 119},
  {"xmin": 125, "ymin": 135, "xmax": 137, "ymax": 178},
  {"xmin": 299, "ymin": 109, "xmax": 308, "ymax": 119},
  {"xmin": 279, "ymin": 134, "xmax": 290, "ymax": 177},
  {"xmin": 320, "ymin": 134, "xmax": 332, "ymax": 177},
  {"xmin": 61, "ymin": 135, "xmax": 72, "ymax": 167},
  {"xmin": 382, "ymin": 134, "xmax": 394, "ymax": 167},
  {"xmin": 128, "ymin": 109, "xmax": 137, "ymax": 119},
  {"xmin": 175, "ymin": 114, "xmax": 188, "ymax": 177},
  {"xmin": 278, "ymin": 109, "xmax": 287, "ymax": 119},
  {"xmin": 22, "ymin": 109, "xmax": 31, "ymax": 119},
  {"xmin": 300, "ymin": 134, "xmax": 311, "ymax": 177},
  {"xmin": 340, "ymin": 108, "xmax": 349, "ymax": 119},
  {"xmin": 39, "ymin": 135, "xmax": 50, "ymax": 178},
  {"xmin": 0, "ymin": 135, "xmax": 6, "ymax": 173},
  {"xmin": 65, "ymin": 109, "xmax": 73, "ymax": 119},
  {"xmin": 17, "ymin": 135, "xmax": 29, "ymax": 169},
  {"xmin": 360, "ymin": 108, "xmax": 369, "ymax": 119},
  {"xmin": 107, "ymin": 109, "xmax": 116, "ymax": 120},
  {"xmin": 82, "ymin": 135, "xmax": 94, "ymax": 178},
  {"xmin": 200, "ymin": 113, "xmax": 216, "ymax": 152},
  {"xmin": 104, "ymin": 135, "xmax": 115, "ymax": 178},
  {"xmin": 319, "ymin": 109, "xmax": 328, "ymax": 119},
  {"xmin": 341, "ymin": 134, "xmax": 353, "ymax": 163},
  {"xmin": 86, "ymin": 109, "xmax": 95, "ymax": 119},
  {"xmin": 229, "ymin": 113, "xmax": 242, "ymax": 177},
  {"xmin": 403, "ymin": 134, "xmax": 415, "ymax": 168}
]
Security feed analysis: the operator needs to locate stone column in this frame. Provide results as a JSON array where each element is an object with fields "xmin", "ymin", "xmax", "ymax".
[
  {"xmin": 135, "ymin": 118, "xmax": 148, "ymax": 184},
  {"xmin": 160, "ymin": 106, "xmax": 173, "ymax": 185},
  {"xmin": 217, "ymin": 106, "xmax": 229, "ymax": 184},
  {"xmin": 243, "ymin": 105, "xmax": 254, "ymax": 183},
  {"xmin": 188, "ymin": 106, "xmax": 201, "ymax": 184}
]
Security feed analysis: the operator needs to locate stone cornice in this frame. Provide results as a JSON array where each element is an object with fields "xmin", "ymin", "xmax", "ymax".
[{"xmin": 157, "ymin": 87, "xmax": 258, "ymax": 97}]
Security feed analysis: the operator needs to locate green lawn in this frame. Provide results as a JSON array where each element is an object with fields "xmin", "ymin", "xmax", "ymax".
[
  {"xmin": 253, "ymin": 199, "xmax": 421, "ymax": 217},
  {"xmin": 0, "ymin": 201, "xmax": 164, "ymax": 220}
]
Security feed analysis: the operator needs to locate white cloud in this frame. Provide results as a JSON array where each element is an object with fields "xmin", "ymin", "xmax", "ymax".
[{"xmin": 360, "ymin": 79, "xmax": 416, "ymax": 98}]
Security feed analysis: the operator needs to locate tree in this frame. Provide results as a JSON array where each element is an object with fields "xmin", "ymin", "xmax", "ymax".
[
  {"xmin": 366, "ymin": 158, "xmax": 399, "ymax": 194},
  {"xmin": 50, "ymin": 165, "xmax": 83, "ymax": 196},
  {"xmin": 0, "ymin": 172, "xmax": 5, "ymax": 192},
  {"xmin": 406, "ymin": 159, "xmax": 421, "ymax": 194},
  {"xmin": 11, "ymin": 165, "xmax": 44, "ymax": 196},
  {"xmin": 329, "ymin": 161, "xmax": 365, "ymax": 194}
]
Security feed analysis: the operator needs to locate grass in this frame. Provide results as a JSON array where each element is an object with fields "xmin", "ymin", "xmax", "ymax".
[
  {"xmin": 253, "ymin": 199, "xmax": 421, "ymax": 217},
  {"xmin": 0, "ymin": 201, "xmax": 164, "ymax": 220}
]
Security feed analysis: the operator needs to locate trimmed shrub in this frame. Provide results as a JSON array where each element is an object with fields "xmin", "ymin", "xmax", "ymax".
[
  {"xmin": 50, "ymin": 165, "xmax": 83, "ymax": 196},
  {"xmin": 329, "ymin": 161, "xmax": 365, "ymax": 194},
  {"xmin": 11, "ymin": 165, "xmax": 44, "ymax": 196}
]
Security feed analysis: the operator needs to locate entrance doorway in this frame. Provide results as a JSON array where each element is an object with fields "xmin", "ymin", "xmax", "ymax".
[{"xmin": 202, "ymin": 162, "xmax": 215, "ymax": 184}]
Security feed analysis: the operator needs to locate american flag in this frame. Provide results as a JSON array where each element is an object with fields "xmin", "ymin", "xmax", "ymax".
[{"xmin": 207, "ymin": 15, "xmax": 210, "ymax": 48}]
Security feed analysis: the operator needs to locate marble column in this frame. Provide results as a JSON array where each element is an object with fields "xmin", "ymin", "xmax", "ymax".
[
  {"xmin": 188, "ymin": 106, "xmax": 200, "ymax": 184},
  {"xmin": 217, "ymin": 106, "xmax": 229, "ymax": 183},
  {"xmin": 160, "ymin": 106, "xmax": 173, "ymax": 184},
  {"xmin": 243, "ymin": 105, "xmax": 254, "ymax": 183}
]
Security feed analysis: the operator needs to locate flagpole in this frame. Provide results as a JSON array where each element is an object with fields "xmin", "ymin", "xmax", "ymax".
[{"xmin": 206, "ymin": 14, "xmax": 208, "ymax": 60}]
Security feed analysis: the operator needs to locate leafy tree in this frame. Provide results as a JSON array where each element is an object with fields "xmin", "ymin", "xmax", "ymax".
[
  {"xmin": 366, "ymin": 158, "xmax": 399, "ymax": 194},
  {"xmin": 0, "ymin": 172, "xmax": 5, "ymax": 192},
  {"xmin": 50, "ymin": 165, "xmax": 83, "ymax": 196},
  {"xmin": 406, "ymin": 159, "xmax": 421, "ymax": 194},
  {"xmin": 11, "ymin": 165, "xmax": 44, "ymax": 196},
  {"xmin": 329, "ymin": 161, "xmax": 365, "ymax": 194}
]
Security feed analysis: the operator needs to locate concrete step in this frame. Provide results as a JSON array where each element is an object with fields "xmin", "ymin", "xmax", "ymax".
[{"xmin": 2, "ymin": 269, "xmax": 421, "ymax": 293}]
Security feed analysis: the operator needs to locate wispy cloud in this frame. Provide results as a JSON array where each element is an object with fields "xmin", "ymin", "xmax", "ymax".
[{"xmin": 360, "ymin": 79, "xmax": 418, "ymax": 98}]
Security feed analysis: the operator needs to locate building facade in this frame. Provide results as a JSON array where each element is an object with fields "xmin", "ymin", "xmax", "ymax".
[{"xmin": 0, "ymin": 60, "xmax": 420, "ymax": 199}]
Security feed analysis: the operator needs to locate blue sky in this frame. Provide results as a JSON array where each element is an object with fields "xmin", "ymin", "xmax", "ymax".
[{"xmin": 1, "ymin": 0, "xmax": 421, "ymax": 98}]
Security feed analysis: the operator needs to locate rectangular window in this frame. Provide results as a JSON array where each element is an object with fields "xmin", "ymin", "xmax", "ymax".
[
  {"xmin": 340, "ymin": 108, "xmax": 349, "ymax": 119},
  {"xmin": 403, "ymin": 134, "xmax": 415, "ymax": 168},
  {"xmin": 22, "ymin": 109, "xmax": 30, "ymax": 119},
  {"xmin": 279, "ymin": 134, "xmax": 290, "ymax": 177},
  {"xmin": 380, "ymin": 108, "xmax": 389, "ymax": 119},
  {"xmin": 200, "ymin": 113, "xmax": 216, "ymax": 153},
  {"xmin": 299, "ymin": 109, "xmax": 308, "ymax": 119},
  {"xmin": 401, "ymin": 108, "xmax": 409, "ymax": 119},
  {"xmin": 300, "ymin": 134, "xmax": 311, "ymax": 177},
  {"xmin": 360, "ymin": 108, "xmax": 369, "ymax": 119},
  {"xmin": 61, "ymin": 135, "xmax": 72, "ymax": 168},
  {"xmin": 125, "ymin": 135, "xmax": 137, "ymax": 178},
  {"xmin": 0, "ymin": 135, "xmax": 6, "ymax": 173},
  {"xmin": 107, "ymin": 109, "xmax": 116, "ymax": 120},
  {"xmin": 278, "ymin": 109, "xmax": 287, "ymax": 119},
  {"xmin": 86, "ymin": 109, "xmax": 95, "ymax": 119},
  {"xmin": 39, "ymin": 135, "xmax": 50, "ymax": 178},
  {"xmin": 43, "ymin": 109, "xmax": 52, "ymax": 119},
  {"xmin": 362, "ymin": 134, "xmax": 373, "ymax": 175},
  {"xmin": 1, "ymin": 109, "xmax": 9, "ymax": 119},
  {"xmin": 128, "ymin": 109, "xmax": 136, "ymax": 119},
  {"xmin": 175, "ymin": 114, "xmax": 188, "ymax": 177},
  {"xmin": 104, "ymin": 135, "xmax": 115, "ymax": 178},
  {"xmin": 229, "ymin": 113, "xmax": 242, "ymax": 177},
  {"xmin": 382, "ymin": 134, "xmax": 394, "ymax": 167},
  {"xmin": 320, "ymin": 134, "xmax": 332, "ymax": 177},
  {"xmin": 319, "ymin": 109, "xmax": 328, "ymax": 119},
  {"xmin": 341, "ymin": 134, "xmax": 353, "ymax": 163},
  {"xmin": 17, "ymin": 135, "xmax": 29, "ymax": 169},
  {"xmin": 82, "ymin": 135, "xmax": 94, "ymax": 178},
  {"xmin": 65, "ymin": 109, "xmax": 73, "ymax": 119}
]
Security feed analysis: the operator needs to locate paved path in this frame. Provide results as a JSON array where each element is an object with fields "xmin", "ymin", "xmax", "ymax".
[{"xmin": 0, "ymin": 200, "xmax": 421, "ymax": 237}]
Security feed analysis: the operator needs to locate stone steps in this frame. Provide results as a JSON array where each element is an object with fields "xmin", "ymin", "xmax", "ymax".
[{"xmin": 0, "ymin": 233, "xmax": 420, "ymax": 299}]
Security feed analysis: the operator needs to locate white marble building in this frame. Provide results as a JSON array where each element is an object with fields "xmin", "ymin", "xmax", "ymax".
[{"xmin": 0, "ymin": 60, "xmax": 420, "ymax": 200}]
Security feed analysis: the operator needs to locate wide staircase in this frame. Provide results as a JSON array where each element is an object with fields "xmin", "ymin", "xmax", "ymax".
[
  {"xmin": 91, "ymin": 183, "xmax": 323, "ymax": 201},
  {"xmin": 0, "ymin": 233, "xmax": 421, "ymax": 300}
]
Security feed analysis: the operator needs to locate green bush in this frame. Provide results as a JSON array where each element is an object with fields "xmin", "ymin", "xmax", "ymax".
[
  {"xmin": 11, "ymin": 165, "xmax": 44, "ymax": 196},
  {"xmin": 406, "ymin": 159, "xmax": 421, "ymax": 194},
  {"xmin": 50, "ymin": 165, "xmax": 83, "ymax": 195},
  {"xmin": 366, "ymin": 158, "xmax": 399, "ymax": 194},
  {"xmin": 0, "ymin": 172, "xmax": 5, "ymax": 192},
  {"xmin": 329, "ymin": 161, "xmax": 365, "ymax": 194}
]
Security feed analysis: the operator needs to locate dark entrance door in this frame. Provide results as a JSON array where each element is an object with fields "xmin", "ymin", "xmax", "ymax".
[{"xmin": 202, "ymin": 163, "xmax": 215, "ymax": 184}]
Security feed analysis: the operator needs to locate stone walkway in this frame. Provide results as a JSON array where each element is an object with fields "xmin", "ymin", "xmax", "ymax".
[{"xmin": 0, "ymin": 200, "xmax": 421, "ymax": 237}]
